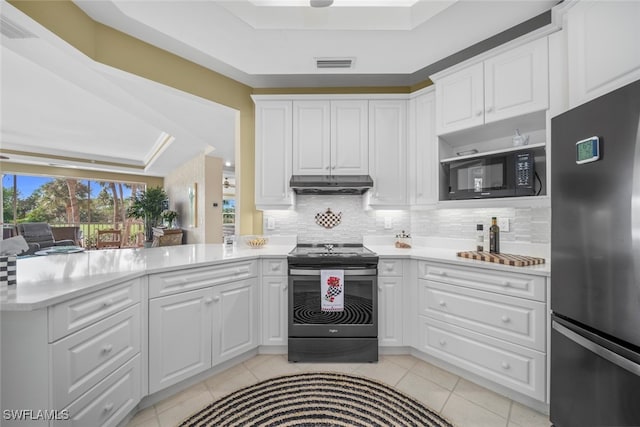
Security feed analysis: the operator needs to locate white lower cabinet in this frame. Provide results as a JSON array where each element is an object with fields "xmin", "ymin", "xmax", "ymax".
[
  {"xmin": 415, "ymin": 261, "xmax": 547, "ymax": 401},
  {"xmin": 378, "ymin": 258, "xmax": 404, "ymax": 347},
  {"xmin": 261, "ymin": 258, "xmax": 288, "ymax": 346},
  {"xmin": 418, "ymin": 317, "xmax": 545, "ymax": 401},
  {"xmin": 213, "ymin": 278, "xmax": 259, "ymax": 364},
  {"xmin": 51, "ymin": 304, "xmax": 141, "ymax": 408},
  {"xmin": 148, "ymin": 288, "xmax": 214, "ymax": 393},
  {"xmin": 54, "ymin": 355, "xmax": 141, "ymax": 427}
]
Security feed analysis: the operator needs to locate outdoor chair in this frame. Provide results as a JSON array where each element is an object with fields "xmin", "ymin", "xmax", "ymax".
[
  {"xmin": 16, "ymin": 222, "xmax": 76, "ymax": 255},
  {"xmin": 96, "ymin": 229, "xmax": 123, "ymax": 249},
  {"xmin": 51, "ymin": 226, "xmax": 83, "ymax": 247}
]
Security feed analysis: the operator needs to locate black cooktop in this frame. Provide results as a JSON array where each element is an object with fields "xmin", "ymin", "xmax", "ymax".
[{"xmin": 288, "ymin": 243, "xmax": 378, "ymax": 267}]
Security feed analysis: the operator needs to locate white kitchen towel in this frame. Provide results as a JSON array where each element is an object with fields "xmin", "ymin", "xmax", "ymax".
[{"xmin": 321, "ymin": 269, "xmax": 344, "ymax": 312}]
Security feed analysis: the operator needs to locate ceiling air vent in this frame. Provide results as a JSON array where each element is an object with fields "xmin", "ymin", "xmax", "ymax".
[
  {"xmin": 0, "ymin": 16, "xmax": 37, "ymax": 39},
  {"xmin": 316, "ymin": 58, "xmax": 354, "ymax": 69}
]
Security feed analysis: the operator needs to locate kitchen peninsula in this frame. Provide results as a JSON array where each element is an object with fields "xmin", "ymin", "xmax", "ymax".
[{"xmin": 1, "ymin": 241, "xmax": 549, "ymax": 426}]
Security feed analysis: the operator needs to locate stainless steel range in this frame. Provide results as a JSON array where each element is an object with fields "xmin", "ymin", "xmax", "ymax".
[{"xmin": 288, "ymin": 244, "xmax": 379, "ymax": 363}]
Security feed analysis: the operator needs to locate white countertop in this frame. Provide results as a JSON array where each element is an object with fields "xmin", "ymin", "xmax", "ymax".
[
  {"xmin": 1, "ymin": 240, "xmax": 549, "ymax": 311},
  {"xmin": 367, "ymin": 245, "xmax": 550, "ymax": 276},
  {"xmin": 0, "ymin": 244, "xmax": 295, "ymax": 311}
]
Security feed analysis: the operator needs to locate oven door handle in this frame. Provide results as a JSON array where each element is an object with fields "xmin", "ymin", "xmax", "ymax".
[{"xmin": 289, "ymin": 269, "xmax": 377, "ymax": 276}]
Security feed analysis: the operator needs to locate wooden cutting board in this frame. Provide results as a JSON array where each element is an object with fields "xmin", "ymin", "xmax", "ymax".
[{"xmin": 456, "ymin": 251, "xmax": 545, "ymax": 267}]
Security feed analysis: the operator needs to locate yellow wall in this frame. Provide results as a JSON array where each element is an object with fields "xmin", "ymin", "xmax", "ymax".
[{"xmin": 7, "ymin": 0, "xmax": 432, "ymax": 235}]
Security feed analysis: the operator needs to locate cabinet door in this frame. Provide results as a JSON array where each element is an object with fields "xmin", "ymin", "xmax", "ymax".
[
  {"xmin": 409, "ymin": 91, "xmax": 437, "ymax": 206},
  {"xmin": 378, "ymin": 277, "xmax": 403, "ymax": 347},
  {"xmin": 255, "ymin": 101, "xmax": 293, "ymax": 208},
  {"xmin": 261, "ymin": 276, "xmax": 288, "ymax": 346},
  {"xmin": 368, "ymin": 100, "xmax": 408, "ymax": 206},
  {"xmin": 331, "ymin": 100, "xmax": 369, "ymax": 175},
  {"xmin": 148, "ymin": 288, "xmax": 213, "ymax": 393},
  {"xmin": 213, "ymin": 278, "xmax": 258, "ymax": 364},
  {"xmin": 293, "ymin": 100, "xmax": 331, "ymax": 174},
  {"xmin": 567, "ymin": 1, "xmax": 640, "ymax": 107},
  {"xmin": 435, "ymin": 62, "xmax": 484, "ymax": 135},
  {"xmin": 484, "ymin": 37, "xmax": 549, "ymax": 124}
]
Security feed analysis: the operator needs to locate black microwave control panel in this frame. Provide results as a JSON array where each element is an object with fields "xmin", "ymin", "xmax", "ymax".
[{"xmin": 515, "ymin": 152, "xmax": 534, "ymax": 188}]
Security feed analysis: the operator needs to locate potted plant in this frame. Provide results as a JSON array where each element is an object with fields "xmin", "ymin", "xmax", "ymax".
[{"xmin": 126, "ymin": 186, "xmax": 168, "ymax": 245}]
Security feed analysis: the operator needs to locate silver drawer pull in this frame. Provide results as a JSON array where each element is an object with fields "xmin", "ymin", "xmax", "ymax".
[
  {"xmin": 501, "ymin": 361, "xmax": 511, "ymax": 370},
  {"xmin": 439, "ymin": 339, "xmax": 446, "ymax": 346},
  {"xmin": 103, "ymin": 403, "xmax": 114, "ymax": 413},
  {"xmin": 271, "ymin": 265, "xmax": 280, "ymax": 271},
  {"xmin": 283, "ymin": 286, "xmax": 288, "ymax": 291},
  {"xmin": 204, "ymin": 297, "xmax": 213, "ymax": 304},
  {"xmin": 501, "ymin": 315, "xmax": 511, "ymax": 323},
  {"xmin": 102, "ymin": 299, "xmax": 114, "ymax": 308},
  {"xmin": 431, "ymin": 270, "xmax": 446, "ymax": 277},
  {"xmin": 438, "ymin": 300, "xmax": 446, "ymax": 307},
  {"xmin": 502, "ymin": 281, "xmax": 511, "ymax": 287},
  {"xmin": 102, "ymin": 344, "xmax": 113, "ymax": 354},
  {"xmin": 213, "ymin": 296, "xmax": 221, "ymax": 302}
]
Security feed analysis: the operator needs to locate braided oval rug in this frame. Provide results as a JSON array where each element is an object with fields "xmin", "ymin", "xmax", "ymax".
[{"xmin": 178, "ymin": 372, "xmax": 454, "ymax": 427}]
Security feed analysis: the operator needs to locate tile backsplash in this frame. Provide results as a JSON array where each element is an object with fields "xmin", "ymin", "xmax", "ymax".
[
  {"xmin": 262, "ymin": 195, "xmax": 410, "ymax": 244},
  {"xmin": 262, "ymin": 195, "xmax": 550, "ymax": 245}
]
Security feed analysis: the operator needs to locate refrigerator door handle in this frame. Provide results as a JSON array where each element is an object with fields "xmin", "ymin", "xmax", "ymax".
[{"xmin": 553, "ymin": 320, "xmax": 640, "ymax": 376}]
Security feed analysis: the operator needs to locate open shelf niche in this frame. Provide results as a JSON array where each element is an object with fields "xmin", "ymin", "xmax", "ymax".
[{"xmin": 437, "ymin": 110, "xmax": 548, "ymax": 202}]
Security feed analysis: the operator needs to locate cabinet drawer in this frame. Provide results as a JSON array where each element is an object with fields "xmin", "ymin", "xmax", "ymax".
[
  {"xmin": 419, "ymin": 280, "xmax": 546, "ymax": 351},
  {"xmin": 51, "ymin": 305, "xmax": 141, "ymax": 409},
  {"xmin": 378, "ymin": 259, "xmax": 403, "ymax": 276},
  {"xmin": 53, "ymin": 355, "xmax": 141, "ymax": 427},
  {"xmin": 419, "ymin": 316, "xmax": 545, "ymax": 401},
  {"xmin": 262, "ymin": 258, "xmax": 287, "ymax": 276},
  {"xmin": 49, "ymin": 279, "xmax": 141, "ymax": 342},
  {"xmin": 148, "ymin": 260, "xmax": 258, "ymax": 298},
  {"xmin": 418, "ymin": 261, "xmax": 545, "ymax": 301}
]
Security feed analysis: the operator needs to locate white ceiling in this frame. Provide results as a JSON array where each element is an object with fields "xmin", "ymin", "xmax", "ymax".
[{"xmin": 0, "ymin": 0, "xmax": 557, "ymax": 177}]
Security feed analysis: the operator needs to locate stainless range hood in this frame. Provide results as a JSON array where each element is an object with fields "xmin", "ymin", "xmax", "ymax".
[{"xmin": 289, "ymin": 175, "xmax": 373, "ymax": 195}]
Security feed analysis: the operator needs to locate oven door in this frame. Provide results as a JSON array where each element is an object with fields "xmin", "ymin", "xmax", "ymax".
[
  {"xmin": 447, "ymin": 155, "xmax": 515, "ymax": 199},
  {"xmin": 288, "ymin": 268, "xmax": 378, "ymax": 338}
]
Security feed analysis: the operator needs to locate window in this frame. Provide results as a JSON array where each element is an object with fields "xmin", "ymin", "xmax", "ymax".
[{"xmin": 2, "ymin": 174, "xmax": 146, "ymax": 248}]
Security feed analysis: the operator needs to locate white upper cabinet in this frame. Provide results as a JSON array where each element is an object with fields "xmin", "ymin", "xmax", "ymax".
[
  {"xmin": 368, "ymin": 100, "xmax": 407, "ymax": 206},
  {"xmin": 435, "ymin": 37, "xmax": 549, "ymax": 135},
  {"xmin": 293, "ymin": 101, "xmax": 331, "ymax": 174},
  {"xmin": 293, "ymin": 100, "xmax": 368, "ymax": 175},
  {"xmin": 408, "ymin": 89, "xmax": 437, "ymax": 206},
  {"xmin": 566, "ymin": 1, "xmax": 640, "ymax": 108},
  {"xmin": 436, "ymin": 62, "xmax": 484, "ymax": 135},
  {"xmin": 254, "ymin": 99, "xmax": 294, "ymax": 209},
  {"xmin": 484, "ymin": 37, "xmax": 549, "ymax": 123}
]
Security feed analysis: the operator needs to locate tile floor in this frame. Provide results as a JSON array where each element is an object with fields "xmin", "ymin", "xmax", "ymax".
[{"xmin": 126, "ymin": 354, "xmax": 550, "ymax": 427}]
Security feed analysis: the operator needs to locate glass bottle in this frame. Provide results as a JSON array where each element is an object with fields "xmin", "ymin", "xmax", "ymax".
[
  {"xmin": 476, "ymin": 224, "xmax": 484, "ymax": 252},
  {"xmin": 489, "ymin": 217, "xmax": 500, "ymax": 254}
]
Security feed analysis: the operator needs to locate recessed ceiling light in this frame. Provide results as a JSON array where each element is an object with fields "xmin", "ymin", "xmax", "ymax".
[
  {"xmin": 225, "ymin": 161, "xmax": 232, "ymax": 167},
  {"xmin": 249, "ymin": 0, "xmax": 418, "ymax": 6},
  {"xmin": 310, "ymin": 0, "xmax": 333, "ymax": 7}
]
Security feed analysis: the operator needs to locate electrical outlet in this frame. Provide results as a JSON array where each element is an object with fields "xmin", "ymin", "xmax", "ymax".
[
  {"xmin": 498, "ymin": 218, "xmax": 510, "ymax": 232},
  {"xmin": 384, "ymin": 217, "xmax": 392, "ymax": 230},
  {"xmin": 267, "ymin": 217, "xmax": 276, "ymax": 230}
]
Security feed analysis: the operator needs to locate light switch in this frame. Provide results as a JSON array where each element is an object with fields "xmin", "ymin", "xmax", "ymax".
[
  {"xmin": 498, "ymin": 218, "xmax": 510, "ymax": 232},
  {"xmin": 267, "ymin": 217, "xmax": 276, "ymax": 230},
  {"xmin": 384, "ymin": 217, "xmax": 392, "ymax": 229}
]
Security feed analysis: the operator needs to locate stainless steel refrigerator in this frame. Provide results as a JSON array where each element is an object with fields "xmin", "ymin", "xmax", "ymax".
[{"xmin": 551, "ymin": 79, "xmax": 640, "ymax": 427}]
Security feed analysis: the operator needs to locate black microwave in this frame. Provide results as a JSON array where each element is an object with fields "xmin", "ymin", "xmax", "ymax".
[{"xmin": 442, "ymin": 150, "xmax": 536, "ymax": 200}]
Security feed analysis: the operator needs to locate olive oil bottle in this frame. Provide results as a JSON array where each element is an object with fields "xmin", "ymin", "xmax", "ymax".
[{"xmin": 489, "ymin": 217, "xmax": 500, "ymax": 254}]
